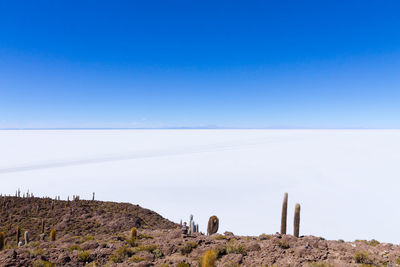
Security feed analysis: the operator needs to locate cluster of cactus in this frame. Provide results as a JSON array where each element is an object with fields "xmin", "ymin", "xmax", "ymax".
[
  {"xmin": 280, "ymin": 192, "xmax": 301, "ymax": 237},
  {"xmin": 188, "ymin": 215, "xmax": 200, "ymax": 234},
  {"xmin": 207, "ymin": 216, "xmax": 219, "ymax": 235},
  {"xmin": 14, "ymin": 189, "xmax": 34, "ymax": 198}
]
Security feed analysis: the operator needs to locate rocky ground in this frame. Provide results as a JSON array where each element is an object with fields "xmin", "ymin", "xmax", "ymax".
[{"xmin": 0, "ymin": 196, "xmax": 400, "ymax": 266}]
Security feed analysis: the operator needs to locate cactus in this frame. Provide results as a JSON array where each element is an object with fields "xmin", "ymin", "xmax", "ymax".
[
  {"xmin": 207, "ymin": 216, "xmax": 219, "ymax": 235},
  {"xmin": 50, "ymin": 229, "xmax": 56, "ymax": 241},
  {"xmin": 189, "ymin": 214, "xmax": 193, "ymax": 235},
  {"xmin": 281, "ymin": 192, "xmax": 288, "ymax": 234},
  {"xmin": 294, "ymin": 203, "xmax": 301, "ymax": 237},
  {"xmin": 0, "ymin": 232, "xmax": 4, "ymax": 250},
  {"xmin": 201, "ymin": 250, "xmax": 217, "ymax": 267},
  {"xmin": 24, "ymin": 231, "xmax": 29, "ymax": 245},
  {"xmin": 16, "ymin": 226, "xmax": 21, "ymax": 245},
  {"xmin": 92, "ymin": 192, "xmax": 95, "ymax": 201},
  {"xmin": 130, "ymin": 227, "xmax": 137, "ymax": 240},
  {"xmin": 41, "ymin": 219, "xmax": 45, "ymax": 234}
]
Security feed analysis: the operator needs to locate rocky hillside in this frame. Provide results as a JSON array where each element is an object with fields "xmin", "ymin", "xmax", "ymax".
[
  {"xmin": 1, "ymin": 196, "xmax": 400, "ymax": 266},
  {"xmin": 0, "ymin": 195, "xmax": 177, "ymax": 244}
]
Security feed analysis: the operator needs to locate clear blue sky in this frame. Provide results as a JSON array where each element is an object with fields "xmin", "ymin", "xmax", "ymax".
[{"xmin": 1, "ymin": 1, "xmax": 400, "ymax": 129}]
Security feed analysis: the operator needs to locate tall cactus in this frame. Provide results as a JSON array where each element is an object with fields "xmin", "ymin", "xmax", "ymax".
[
  {"xmin": 24, "ymin": 231, "xmax": 29, "ymax": 245},
  {"xmin": 207, "ymin": 215, "xmax": 219, "ymax": 235},
  {"xmin": 189, "ymin": 214, "xmax": 193, "ymax": 235},
  {"xmin": 294, "ymin": 203, "xmax": 301, "ymax": 237},
  {"xmin": 281, "ymin": 192, "xmax": 288, "ymax": 234}
]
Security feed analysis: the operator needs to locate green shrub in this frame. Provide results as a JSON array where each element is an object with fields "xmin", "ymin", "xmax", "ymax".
[
  {"xmin": 180, "ymin": 242, "xmax": 198, "ymax": 255},
  {"xmin": 78, "ymin": 251, "xmax": 91, "ymax": 263},
  {"xmin": 138, "ymin": 233, "xmax": 154, "ymax": 239},
  {"xmin": 176, "ymin": 262, "xmax": 190, "ymax": 267},
  {"xmin": 29, "ymin": 248, "xmax": 45, "ymax": 257},
  {"xmin": 259, "ymin": 233, "xmax": 272, "ymax": 240},
  {"xmin": 225, "ymin": 242, "xmax": 247, "ymax": 255},
  {"xmin": 274, "ymin": 239, "xmax": 290, "ymax": 249},
  {"xmin": 110, "ymin": 246, "xmax": 135, "ymax": 263},
  {"xmin": 131, "ymin": 256, "xmax": 145, "ymax": 262},
  {"xmin": 68, "ymin": 245, "xmax": 81, "ymax": 252},
  {"xmin": 214, "ymin": 234, "xmax": 226, "ymax": 240},
  {"xmin": 354, "ymin": 251, "xmax": 373, "ymax": 264},
  {"xmin": 134, "ymin": 244, "xmax": 158, "ymax": 253},
  {"xmin": 32, "ymin": 260, "xmax": 55, "ymax": 267},
  {"xmin": 309, "ymin": 262, "xmax": 334, "ymax": 267}
]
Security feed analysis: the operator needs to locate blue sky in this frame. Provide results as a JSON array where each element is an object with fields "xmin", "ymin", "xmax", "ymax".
[{"xmin": 1, "ymin": 1, "xmax": 400, "ymax": 129}]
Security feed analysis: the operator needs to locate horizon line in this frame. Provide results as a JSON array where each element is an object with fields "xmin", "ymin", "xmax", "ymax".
[{"xmin": 1, "ymin": 127, "xmax": 400, "ymax": 130}]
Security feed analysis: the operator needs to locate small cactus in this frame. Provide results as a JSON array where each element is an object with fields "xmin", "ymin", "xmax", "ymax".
[
  {"xmin": 24, "ymin": 231, "xmax": 29, "ymax": 245},
  {"xmin": 50, "ymin": 229, "xmax": 56, "ymax": 241},
  {"xmin": 0, "ymin": 232, "xmax": 5, "ymax": 250},
  {"xmin": 294, "ymin": 203, "xmax": 301, "ymax": 237},
  {"xmin": 281, "ymin": 192, "xmax": 288, "ymax": 234},
  {"xmin": 207, "ymin": 216, "xmax": 219, "ymax": 235},
  {"xmin": 130, "ymin": 227, "xmax": 137, "ymax": 240}
]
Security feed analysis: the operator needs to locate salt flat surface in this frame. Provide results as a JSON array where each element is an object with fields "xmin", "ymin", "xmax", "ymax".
[{"xmin": 1, "ymin": 130, "xmax": 399, "ymax": 243}]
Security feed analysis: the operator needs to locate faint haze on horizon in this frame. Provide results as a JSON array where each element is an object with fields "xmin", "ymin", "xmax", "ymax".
[{"xmin": 1, "ymin": 1, "xmax": 400, "ymax": 129}]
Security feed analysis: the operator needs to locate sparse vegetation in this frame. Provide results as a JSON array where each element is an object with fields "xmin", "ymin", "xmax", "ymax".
[
  {"xmin": 29, "ymin": 248, "xmax": 45, "ymax": 257},
  {"xmin": 110, "ymin": 246, "xmax": 135, "ymax": 263},
  {"xmin": 180, "ymin": 241, "xmax": 198, "ymax": 255},
  {"xmin": 274, "ymin": 239, "xmax": 290, "ymax": 249},
  {"xmin": 68, "ymin": 244, "xmax": 81, "ymax": 251},
  {"xmin": 215, "ymin": 234, "xmax": 227, "ymax": 240},
  {"xmin": 354, "ymin": 251, "xmax": 373, "ymax": 264},
  {"xmin": 176, "ymin": 262, "xmax": 190, "ymax": 267},
  {"xmin": 355, "ymin": 239, "xmax": 380, "ymax": 246},
  {"xmin": 259, "ymin": 233, "xmax": 272, "ymax": 240},
  {"xmin": 78, "ymin": 250, "xmax": 91, "ymax": 263},
  {"xmin": 32, "ymin": 260, "xmax": 55, "ymax": 267},
  {"xmin": 225, "ymin": 242, "xmax": 247, "ymax": 255},
  {"xmin": 309, "ymin": 262, "xmax": 334, "ymax": 267},
  {"xmin": 130, "ymin": 256, "xmax": 145, "ymax": 262}
]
